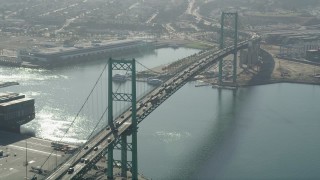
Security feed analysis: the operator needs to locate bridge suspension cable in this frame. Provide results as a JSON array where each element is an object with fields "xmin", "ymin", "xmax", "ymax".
[
  {"xmin": 69, "ymin": 78, "xmax": 125, "ymax": 166},
  {"xmin": 32, "ymin": 62, "xmax": 109, "ymax": 178},
  {"xmin": 136, "ymin": 60, "xmax": 162, "ymax": 75}
]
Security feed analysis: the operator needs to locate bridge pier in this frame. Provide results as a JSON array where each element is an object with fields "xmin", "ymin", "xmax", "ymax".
[{"xmin": 239, "ymin": 41, "xmax": 261, "ymax": 68}]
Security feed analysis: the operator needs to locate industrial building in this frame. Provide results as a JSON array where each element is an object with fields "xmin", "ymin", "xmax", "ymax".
[
  {"xmin": 0, "ymin": 92, "xmax": 35, "ymax": 133},
  {"xmin": 18, "ymin": 40, "xmax": 151, "ymax": 67},
  {"xmin": 306, "ymin": 49, "xmax": 320, "ymax": 62}
]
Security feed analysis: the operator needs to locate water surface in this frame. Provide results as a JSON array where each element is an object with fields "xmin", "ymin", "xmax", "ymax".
[{"xmin": 138, "ymin": 83, "xmax": 320, "ymax": 179}]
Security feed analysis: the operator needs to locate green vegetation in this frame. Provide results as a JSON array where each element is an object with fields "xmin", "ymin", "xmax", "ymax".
[{"xmin": 184, "ymin": 42, "xmax": 212, "ymax": 50}]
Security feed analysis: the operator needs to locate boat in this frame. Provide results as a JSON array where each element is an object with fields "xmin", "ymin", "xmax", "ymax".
[
  {"xmin": 0, "ymin": 92, "xmax": 35, "ymax": 133},
  {"xmin": 112, "ymin": 74, "xmax": 127, "ymax": 83},
  {"xmin": 147, "ymin": 78, "xmax": 163, "ymax": 86}
]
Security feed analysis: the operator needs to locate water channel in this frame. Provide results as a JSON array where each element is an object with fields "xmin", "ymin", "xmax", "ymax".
[{"xmin": 1, "ymin": 47, "xmax": 320, "ymax": 179}]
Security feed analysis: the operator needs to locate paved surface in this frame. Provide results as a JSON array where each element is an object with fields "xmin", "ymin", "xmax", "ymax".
[
  {"xmin": 0, "ymin": 131, "xmax": 73, "ymax": 180},
  {"xmin": 262, "ymin": 45, "xmax": 320, "ymax": 84}
]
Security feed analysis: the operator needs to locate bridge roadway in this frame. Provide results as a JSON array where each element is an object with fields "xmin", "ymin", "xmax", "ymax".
[{"xmin": 45, "ymin": 37, "xmax": 259, "ymax": 180}]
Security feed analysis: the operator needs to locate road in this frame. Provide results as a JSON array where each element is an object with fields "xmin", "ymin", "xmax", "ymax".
[{"xmin": 145, "ymin": 11, "xmax": 158, "ymax": 24}]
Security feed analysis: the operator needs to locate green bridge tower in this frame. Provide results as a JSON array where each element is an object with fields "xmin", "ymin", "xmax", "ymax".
[
  {"xmin": 107, "ymin": 58, "xmax": 138, "ymax": 180},
  {"xmin": 219, "ymin": 12, "xmax": 238, "ymax": 84}
]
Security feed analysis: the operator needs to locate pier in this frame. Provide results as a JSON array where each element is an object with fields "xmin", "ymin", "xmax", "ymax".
[{"xmin": 0, "ymin": 131, "xmax": 75, "ymax": 180}]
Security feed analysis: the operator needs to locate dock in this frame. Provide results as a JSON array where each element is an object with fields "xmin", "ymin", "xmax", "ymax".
[
  {"xmin": 0, "ymin": 131, "xmax": 148, "ymax": 179},
  {"xmin": 212, "ymin": 84, "xmax": 238, "ymax": 90},
  {"xmin": 0, "ymin": 82, "xmax": 19, "ymax": 88},
  {"xmin": 0, "ymin": 131, "xmax": 75, "ymax": 180},
  {"xmin": 195, "ymin": 83, "xmax": 211, "ymax": 87}
]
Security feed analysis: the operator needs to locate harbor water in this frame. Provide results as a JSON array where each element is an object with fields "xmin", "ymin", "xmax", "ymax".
[
  {"xmin": 140, "ymin": 83, "xmax": 320, "ymax": 179},
  {"xmin": 1, "ymin": 47, "xmax": 320, "ymax": 179}
]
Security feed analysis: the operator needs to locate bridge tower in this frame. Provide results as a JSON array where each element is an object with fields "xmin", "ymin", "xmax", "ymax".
[
  {"xmin": 219, "ymin": 12, "xmax": 238, "ymax": 84},
  {"xmin": 107, "ymin": 58, "xmax": 138, "ymax": 180}
]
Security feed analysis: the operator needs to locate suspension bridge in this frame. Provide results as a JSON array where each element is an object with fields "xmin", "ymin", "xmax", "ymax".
[{"xmin": 30, "ymin": 12, "xmax": 261, "ymax": 180}]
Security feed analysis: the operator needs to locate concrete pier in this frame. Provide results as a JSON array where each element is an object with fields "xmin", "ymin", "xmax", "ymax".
[
  {"xmin": 0, "ymin": 131, "xmax": 75, "ymax": 180},
  {"xmin": 0, "ymin": 131, "xmax": 148, "ymax": 180},
  {"xmin": 0, "ymin": 81, "xmax": 19, "ymax": 88}
]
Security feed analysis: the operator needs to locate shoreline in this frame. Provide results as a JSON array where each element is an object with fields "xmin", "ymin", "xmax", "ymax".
[
  {"xmin": 0, "ymin": 39, "xmax": 209, "ymax": 70},
  {"xmin": 239, "ymin": 79, "xmax": 320, "ymax": 88},
  {"xmin": 1, "ymin": 41, "xmax": 319, "ymax": 88},
  {"xmin": 0, "ymin": 40, "xmax": 209, "ymax": 70},
  {"xmin": 0, "ymin": 81, "xmax": 19, "ymax": 88},
  {"xmin": 195, "ymin": 46, "xmax": 320, "ymax": 88},
  {"xmin": 238, "ymin": 47, "xmax": 320, "ymax": 87}
]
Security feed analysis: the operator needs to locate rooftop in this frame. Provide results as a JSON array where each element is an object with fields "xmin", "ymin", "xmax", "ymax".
[{"xmin": 31, "ymin": 39, "xmax": 144, "ymax": 55}]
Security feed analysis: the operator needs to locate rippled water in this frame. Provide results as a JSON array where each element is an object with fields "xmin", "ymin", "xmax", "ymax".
[
  {"xmin": 0, "ymin": 47, "xmax": 199, "ymax": 143},
  {"xmin": 138, "ymin": 83, "xmax": 320, "ymax": 179}
]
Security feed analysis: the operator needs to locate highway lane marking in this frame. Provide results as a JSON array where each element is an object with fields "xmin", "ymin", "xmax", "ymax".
[{"xmin": 7, "ymin": 145, "xmax": 61, "ymax": 157}]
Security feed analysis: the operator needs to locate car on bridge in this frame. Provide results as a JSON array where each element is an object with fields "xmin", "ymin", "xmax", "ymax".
[
  {"xmin": 84, "ymin": 159, "xmax": 89, "ymax": 164},
  {"xmin": 67, "ymin": 167, "xmax": 74, "ymax": 174},
  {"xmin": 115, "ymin": 121, "xmax": 121, "ymax": 127},
  {"xmin": 31, "ymin": 166, "xmax": 43, "ymax": 174},
  {"xmin": 80, "ymin": 158, "xmax": 91, "ymax": 164},
  {"xmin": 107, "ymin": 137, "xmax": 112, "ymax": 143}
]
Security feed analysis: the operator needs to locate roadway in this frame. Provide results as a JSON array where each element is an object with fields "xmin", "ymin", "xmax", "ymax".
[
  {"xmin": 0, "ymin": 131, "xmax": 71, "ymax": 180},
  {"xmin": 45, "ymin": 37, "xmax": 259, "ymax": 179}
]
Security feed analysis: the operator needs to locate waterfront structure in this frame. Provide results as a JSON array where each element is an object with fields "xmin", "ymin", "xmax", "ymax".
[
  {"xmin": 279, "ymin": 43, "xmax": 320, "ymax": 59},
  {"xmin": 18, "ymin": 40, "xmax": 150, "ymax": 67},
  {"xmin": 0, "ymin": 92, "xmax": 35, "ymax": 133},
  {"xmin": 306, "ymin": 49, "xmax": 320, "ymax": 62},
  {"xmin": 239, "ymin": 41, "xmax": 260, "ymax": 67},
  {"xmin": 147, "ymin": 78, "xmax": 163, "ymax": 86}
]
